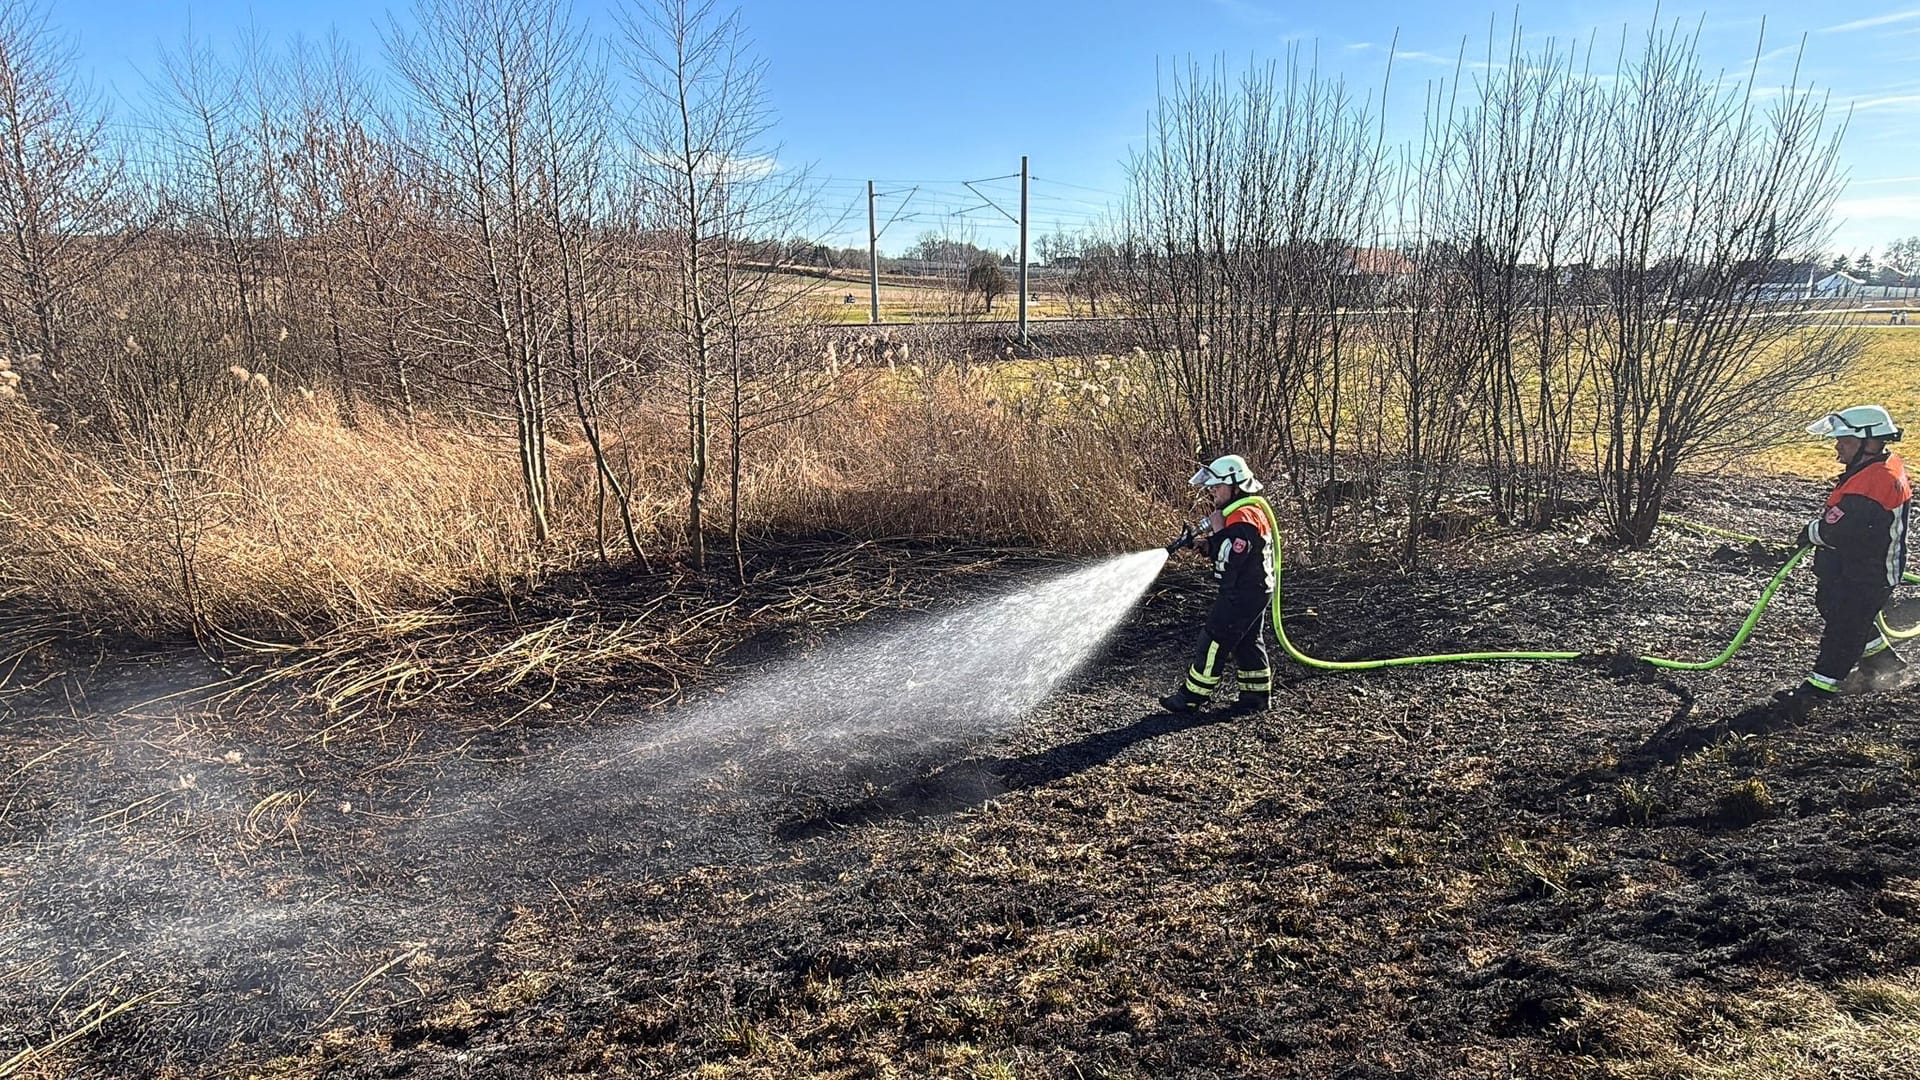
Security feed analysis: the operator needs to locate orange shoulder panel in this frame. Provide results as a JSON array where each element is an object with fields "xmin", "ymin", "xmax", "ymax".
[
  {"xmin": 1225, "ymin": 502, "xmax": 1272, "ymax": 537},
  {"xmin": 1836, "ymin": 455, "xmax": 1913, "ymax": 511}
]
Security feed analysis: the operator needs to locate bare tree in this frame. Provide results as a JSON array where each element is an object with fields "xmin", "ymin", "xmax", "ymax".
[
  {"xmin": 325, "ymin": 74, "xmax": 422, "ymax": 420},
  {"xmin": 966, "ymin": 254, "xmax": 1010, "ymax": 313},
  {"xmin": 1120, "ymin": 53, "xmax": 1387, "ymax": 543},
  {"xmin": 526, "ymin": 24, "xmax": 649, "ymax": 564},
  {"xmin": 618, "ymin": 0, "xmax": 835, "ymax": 574},
  {"xmin": 153, "ymin": 30, "xmax": 281, "ymax": 372},
  {"xmin": 284, "ymin": 37, "xmax": 399, "ymax": 427},
  {"xmin": 1590, "ymin": 24, "xmax": 1861, "ymax": 546},
  {"xmin": 387, "ymin": 0, "xmax": 598, "ymax": 545},
  {"xmin": 0, "ymin": 0, "xmax": 141, "ymax": 389}
]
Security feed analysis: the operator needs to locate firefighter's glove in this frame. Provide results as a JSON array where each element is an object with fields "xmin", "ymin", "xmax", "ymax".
[{"xmin": 1166, "ymin": 524, "xmax": 1197, "ymax": 555}]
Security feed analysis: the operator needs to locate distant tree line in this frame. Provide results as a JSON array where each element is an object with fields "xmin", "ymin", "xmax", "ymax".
[{"xmin": 1838, "ymin": 239, "xmax": 1920, "ymax": 285}]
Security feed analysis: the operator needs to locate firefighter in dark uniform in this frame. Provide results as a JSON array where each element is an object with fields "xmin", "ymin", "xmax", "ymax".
[
  {"xmin": 1161, "ymin": 455, "xmax": 1275, "ymax": 716},
  {"xmin": 1778, "ymin": 405, "xmax": 1912, "ymax": 714}
]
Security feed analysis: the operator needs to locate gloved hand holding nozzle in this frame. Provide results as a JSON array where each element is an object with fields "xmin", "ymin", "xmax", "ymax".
[
  {"xmin": 1165, "ymin": 517, "xmax": 1213, "ymax": 554},
  {"xmin": 1165, "ymin": 508, "xmax": 1229, "ymax": 554}
]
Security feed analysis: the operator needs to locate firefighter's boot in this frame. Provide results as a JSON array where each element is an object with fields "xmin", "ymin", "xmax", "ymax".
[
  {"xmin": 1159, "ymin": 688, "xmax": 1208, "ymax": 713},
  {"xmin": 1225, "ymin": 691, "xmax": 1270, "ymax": 717},
  {"xmin": 1771, "ymin": 683, "xmax": 1829, "ymax": 720}
]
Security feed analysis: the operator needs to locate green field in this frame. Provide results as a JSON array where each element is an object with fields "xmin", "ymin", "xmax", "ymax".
[
  {"xmin": 1754, "ymin": 328, "xmax": 1920, "ymax": 476},
  {"xmin": 779, "ymin": 267, "xmax": 1087, "ymax": 323}
]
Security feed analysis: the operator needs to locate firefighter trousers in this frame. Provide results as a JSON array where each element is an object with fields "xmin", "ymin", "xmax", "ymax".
[
  {"xmin": 1809, "ymin": 578, "xmax": 1895, "ymax": 692},
  {"xmin": 1183, "ymin": 593, "xmax": 1273, "ymax": 701}
]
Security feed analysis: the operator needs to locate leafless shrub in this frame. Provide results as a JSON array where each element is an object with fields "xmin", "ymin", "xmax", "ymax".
[
  {"xmin": 1120, "ymin": 52, "xmax": 1388, "ymax": 550},
  {"xmin": 1376, "ymin": 96, "xmax": 1480, "ymax": 564},
  {"xmin": 1438, "ymin": 28, "xmax": 1609, "ymax": 529},
  {"xmin": 1587, "ymin": 25, "xmax": 1860, "ymax": 545}
]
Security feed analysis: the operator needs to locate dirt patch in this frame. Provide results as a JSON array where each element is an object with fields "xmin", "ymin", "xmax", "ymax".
[{"xmin": 3, "ymin": 479, "xmax": 1918, "ymax": 1078}]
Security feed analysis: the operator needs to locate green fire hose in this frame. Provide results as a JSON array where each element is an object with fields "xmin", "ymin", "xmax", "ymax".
[
  {"xmin": 1233, "ymin": 494, "xmax": 1584, "ymax": 671},
  {"xmin": 1636, "ymin": 545, "xmax": 1810, "ymax": 671}
]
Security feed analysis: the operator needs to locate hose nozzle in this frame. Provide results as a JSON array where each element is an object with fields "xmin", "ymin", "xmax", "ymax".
[{"xmin": 1165, "ymin": 520, "xmax": 1210, "ymax": 554}]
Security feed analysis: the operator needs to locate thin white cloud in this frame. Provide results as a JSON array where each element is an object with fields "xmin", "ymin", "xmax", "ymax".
[
  {"xmin": 1833, "ymin": 193, "xmax": 1920, "ymax": 218},
  {"xmin": 1854, "ymin": 94, "xmax": 1920, "ymax": 110},
  {"xmin": 1393, "ymin": 49, "xmax": 1458, "ymax": 66},
  {"xmin": 1851, "ymin": 175, "xmax": 1920, "ymax": 185},
  {"xmin": 1819, "ymin": 8, "xmax": 1920, "ymax": 33}
]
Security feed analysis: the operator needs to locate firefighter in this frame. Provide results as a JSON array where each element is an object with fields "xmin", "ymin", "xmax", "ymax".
[
  {"xmin": 1161, "ymin": 454, "xmax": 1276, "ymax": 716},
  {"xmin": 1777, "ymin": 405, "xmax": 1912, "ymax": 714}
]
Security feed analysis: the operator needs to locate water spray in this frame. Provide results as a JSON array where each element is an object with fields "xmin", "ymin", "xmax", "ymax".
[{"xmin": 575, "ymin": 548, "xmax": 1174, "ymax": 792}]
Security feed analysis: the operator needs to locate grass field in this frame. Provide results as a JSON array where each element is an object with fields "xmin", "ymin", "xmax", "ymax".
[
  {"xmin": 1753, "ymin": 328, "xmax": 1920, "ymax": 477},
  {"xmin": 778, "ymin": 267, "xmax": 1087, "ymax": 323}
]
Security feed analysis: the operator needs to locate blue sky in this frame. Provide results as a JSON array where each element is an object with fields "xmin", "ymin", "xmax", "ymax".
[{"xmin": 52, "ymin": 0, "xmax": 1920, "ymax": 259}]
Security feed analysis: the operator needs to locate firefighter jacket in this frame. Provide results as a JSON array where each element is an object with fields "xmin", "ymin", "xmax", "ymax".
[
  {"xmin": 1804, "ymin": 452, "xmax": 1911, "ymax": 590},
  {"xmin": 1207, "ymin": 497, "xmax": 1276, "ymax": 598}
]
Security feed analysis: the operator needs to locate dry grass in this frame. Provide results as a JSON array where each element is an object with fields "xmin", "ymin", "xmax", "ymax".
[
  {"xmin": 748, "ymin": 362, "xmax": 1179, "ymax": 553},
  {"xmin": 0, "ymin": 357, "xmax": 1187, "ymax": 653},
  {"xmin": 0, "ymin": 399, "xmax": 616, "ymax": 640},
  {"xmin": 1575, "ymin": 973, "xmax": 1920, "ymax": 1078}
]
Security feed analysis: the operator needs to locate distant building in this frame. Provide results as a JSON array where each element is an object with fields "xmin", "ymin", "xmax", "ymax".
[{"xmin": 1813, "ymin": 270, "xmax": 1866, "ymax": 298}]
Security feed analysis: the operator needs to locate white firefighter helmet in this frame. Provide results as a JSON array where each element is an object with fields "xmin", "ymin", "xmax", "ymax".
[
  {"xmin": 1807, "ymin": 405, "xmax": 1902, "ymax": 442},
  {"xmin": 1189, "ymin": 454, "xmax": 1263, "ymax": 493}
]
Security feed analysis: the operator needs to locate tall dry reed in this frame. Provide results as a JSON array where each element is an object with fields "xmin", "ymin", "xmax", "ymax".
[{"xmin": 1, "ymin": 359, "xmax": 1188, "ymax": 644}]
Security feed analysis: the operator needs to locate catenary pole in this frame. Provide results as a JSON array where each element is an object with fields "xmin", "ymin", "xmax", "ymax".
[
  {"xmin": 868, "ymin": 180, "xmax": 880, "ymax": 324},
  {"xmin": 1017, "ymin": 156, "xmax": 1029, "ymax": 346}
]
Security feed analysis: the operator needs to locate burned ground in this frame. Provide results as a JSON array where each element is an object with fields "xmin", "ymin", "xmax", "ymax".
[{"xmin": 3, "ymin": 477, "xmax": 1918, "ymax": 1078}]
